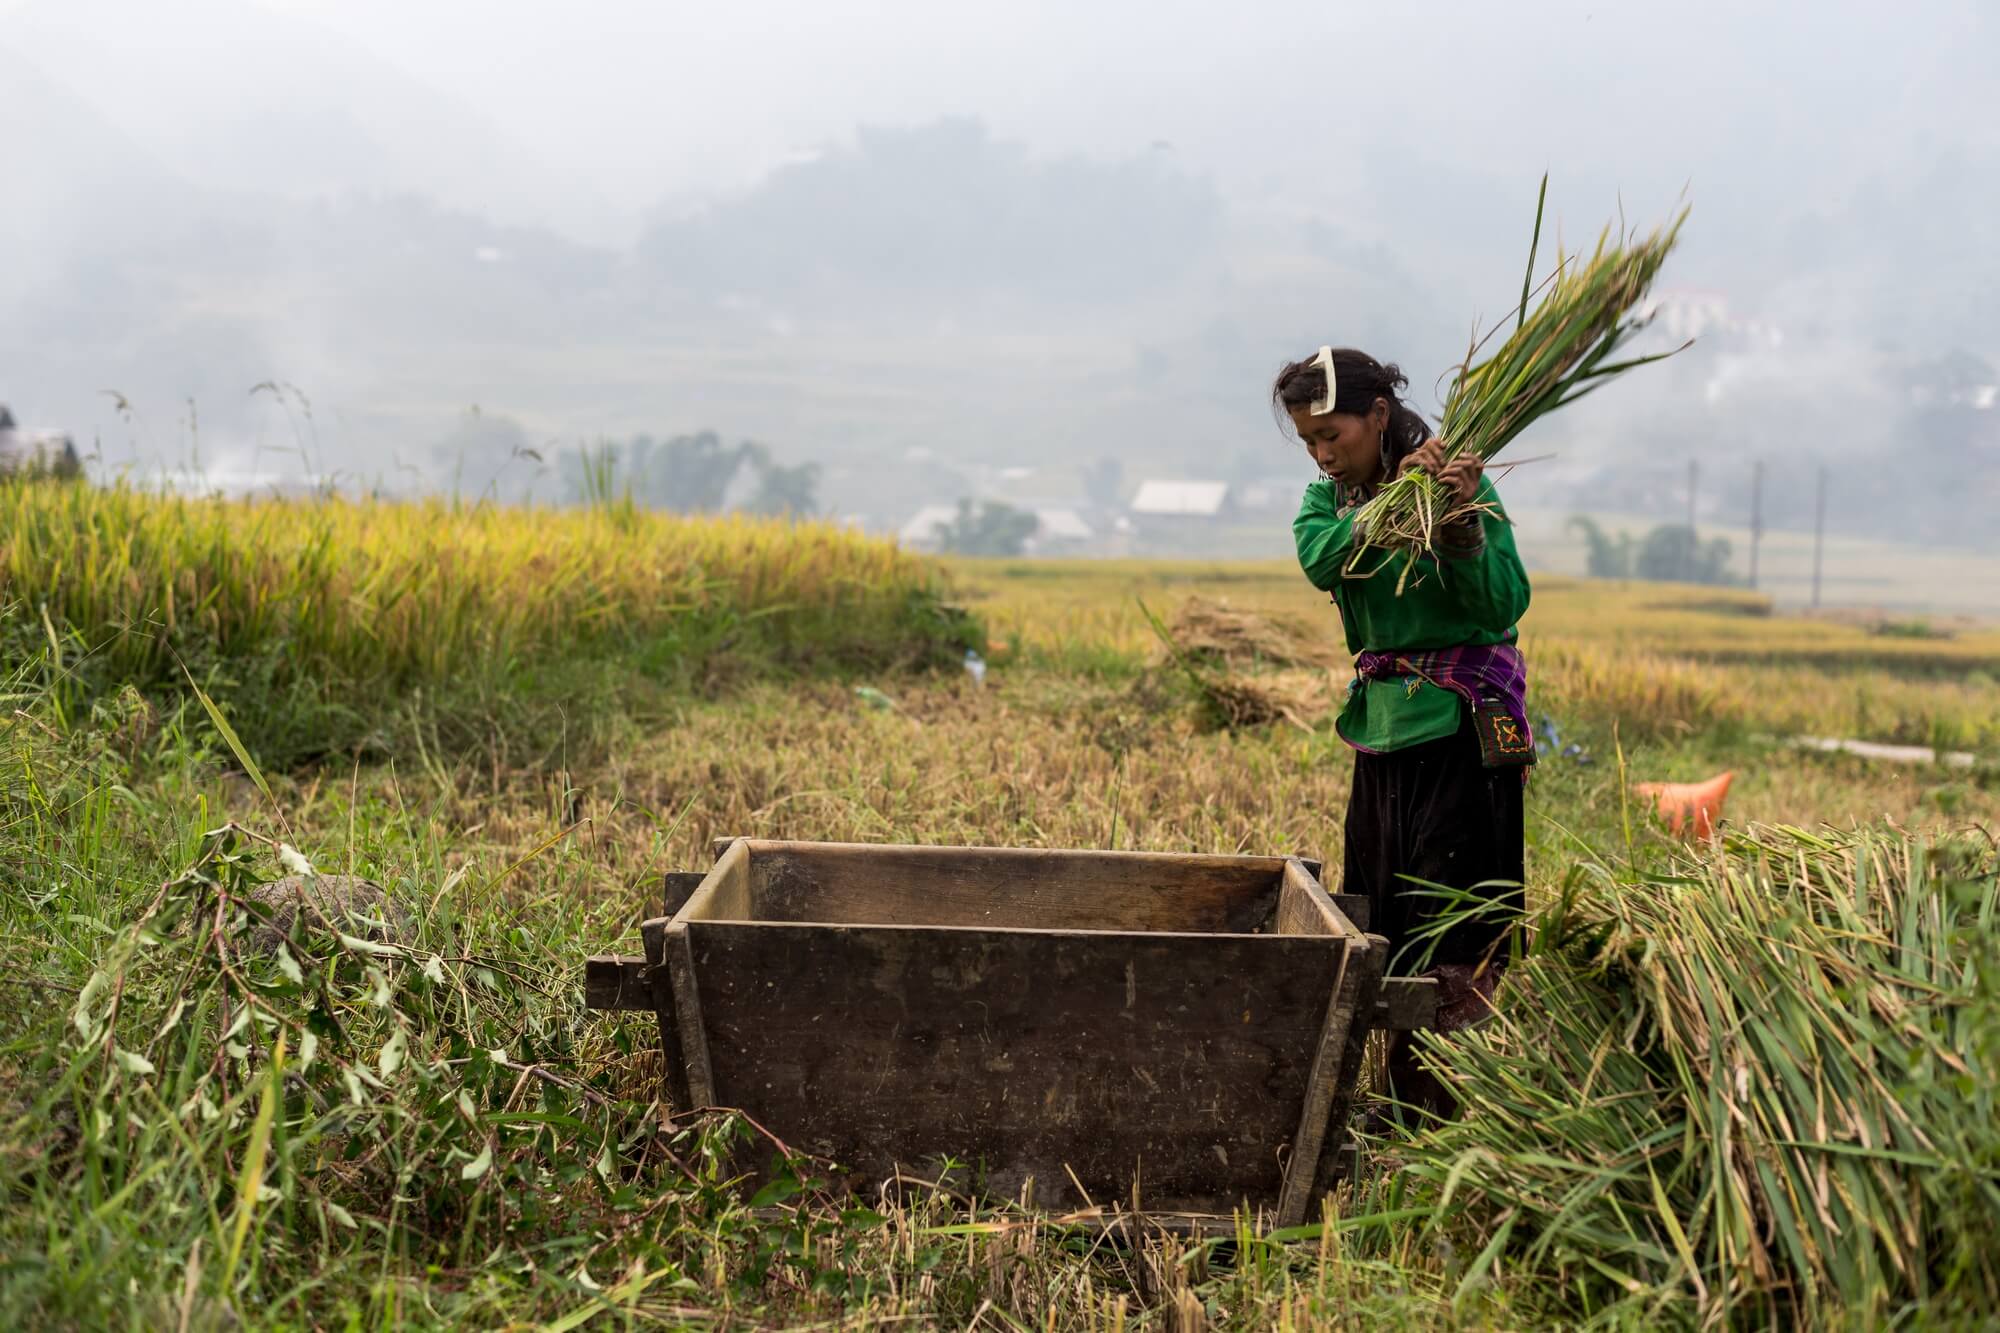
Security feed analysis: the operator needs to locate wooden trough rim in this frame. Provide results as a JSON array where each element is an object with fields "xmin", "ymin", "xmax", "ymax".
[
  {"xmin": 681, "ymin": 837, "xmax": 1368, "ymax": 941},
  {"xmin": 710, "ymin": 834, "xmax": 1322, "ymax": 877}
]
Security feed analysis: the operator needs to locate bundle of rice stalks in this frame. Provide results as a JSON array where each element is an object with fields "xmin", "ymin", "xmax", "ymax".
[
  {"xmin": 1186, "ymin": 667, "xmax": 1335, "ymax": 732},
  {"xmin": 1396, "ymin": 824, "xmax": 2000, "ymax": 1325},
  {"xmin": 1350, "ymin": 178, "xmax": 1688, "ymax": 580},
  {"xmin": 1140, "ymin": 598, "xmax": 1337, "ymax": 732},
  {"xmin": 1165, "ymin": 596, "xmax": 1342, "ymax": 670}
]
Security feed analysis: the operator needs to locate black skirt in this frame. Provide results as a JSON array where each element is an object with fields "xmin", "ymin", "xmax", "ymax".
[{"xmin": 1341, "ymin": 706, "xmax": 1524, "ymax": 973}]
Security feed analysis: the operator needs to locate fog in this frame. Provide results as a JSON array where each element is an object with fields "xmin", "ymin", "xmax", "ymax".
[{"xmin": 4, "ymin": 0, "xmax": 1997, "ymax": 559}]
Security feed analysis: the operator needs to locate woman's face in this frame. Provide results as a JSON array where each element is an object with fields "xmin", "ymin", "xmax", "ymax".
[{"xmin": 1290, "ymin": 397, "xmax": 1389, "ymax": 487}]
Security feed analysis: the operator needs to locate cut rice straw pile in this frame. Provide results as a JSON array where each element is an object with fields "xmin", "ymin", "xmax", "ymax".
[
  {"xmin": 1165, "ymin": 596, "xmax": 1343, "ymax": 670},
  {"xmin": 1397, "ymin": 823, "xmax": 2000, "ymax": 1325},
  {"xmin": 1350, "ymin": 177, "xmax": 1690, "ymax": 589},
  {"xmin": 1142, "ymin": 597, "xmax": 1339, "ymax": 731}
]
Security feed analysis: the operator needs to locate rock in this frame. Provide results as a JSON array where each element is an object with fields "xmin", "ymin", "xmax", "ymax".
[{"xmin": 242, "ymin": 875, "xmax": 409, "ymax": 952}]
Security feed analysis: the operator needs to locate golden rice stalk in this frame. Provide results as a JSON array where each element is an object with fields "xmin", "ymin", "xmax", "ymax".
[{"xmin": 1349, "ymin": 178, "xmax": 1689, "ymax": 583}]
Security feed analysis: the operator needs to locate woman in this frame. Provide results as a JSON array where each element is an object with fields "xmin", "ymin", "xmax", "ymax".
[{"xmin": 1276, "ymin": 346, "xmax": 1533, "ymax": 1123}]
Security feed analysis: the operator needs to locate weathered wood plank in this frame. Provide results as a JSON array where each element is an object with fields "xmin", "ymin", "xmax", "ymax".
[
  {"xmin": 1275, "ymin": 859, "xmax": 1358, "ymax": 938},
  {"xmin": 1275, "ymin": 934, "xmax": 1372, "ymax": 1226},
  {"xmin": 1313, "ymin": 934, "xmax": 1388, "ymax": 1201},
  {"xmin": 663, "ymin": 871, "xmax": 707, "ymax": 918},
  {"xmin": 584, "ymin": 955, "xmax": 651, "ymax": 1011},
  {"xmin": 666, "ymin": 924, "xmax": 717, "ymax": 1108},
  {"xmin": 1330, "ymin": 894, "xmax": 1371, "ymax": 932},
  {"xmin": 678, "ymin": 840, "xmax": 752, "ymax": 923},
  {"xmin": 740, "ymin": 840, "xmax": 1287, "ymax": 934},
  {"xmin": 687, "ymin": 921, "xmax": 1343, "ymax": 1215},
  {"xmin": 640, "ymin": 917, "xmax": 692, "ymax": 1110},
  {"xmin": 1375, "ymin": 977, "xmax": 1438, "ymax": 1031}
]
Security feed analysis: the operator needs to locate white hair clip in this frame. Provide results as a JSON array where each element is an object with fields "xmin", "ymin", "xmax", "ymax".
[{"xmin": 1309, "ymin": 345, "xmax": 1338, "ymax": 415}]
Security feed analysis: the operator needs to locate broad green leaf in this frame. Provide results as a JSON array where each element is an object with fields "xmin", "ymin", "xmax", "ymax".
[
  {"xmin": 377, "ymin": 1028, "xmax": 407, "ymax": 1080},
  {"xmin": 72, "ymin": 970, "xmax": 110, "ymax": 1039},
  {"xmin": 154, "ymin": 998, "xmax": 189, "ymax": 1041},
  {"xmin": 113, "ymin": 1048, "xmax": 156, "ymax": 1076},
  {"xmin": 460, "ymin": 1143, "xmax": 493, "ymax": 1181}
]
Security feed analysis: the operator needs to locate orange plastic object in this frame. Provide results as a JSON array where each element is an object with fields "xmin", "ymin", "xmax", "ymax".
[{"xmin": 1632, "ymin": 771, "xmax": 1734, "ymax": 839}]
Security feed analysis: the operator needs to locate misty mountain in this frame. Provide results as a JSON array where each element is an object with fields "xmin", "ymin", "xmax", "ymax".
[
  {"xmin": 1, "ymin": 0, "xmax": 604, "ymax": 236},
  {"xmin": 638, "ymin": 119, "xmax": 1226, "ymax": 312},
  {"xmin": 0, "ymin": 50, "xmax": 192, "ymax": 267}
]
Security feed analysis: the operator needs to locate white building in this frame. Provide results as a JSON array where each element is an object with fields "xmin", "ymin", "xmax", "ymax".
[
  {"xmin": 1030, "ymin": 507, "xmax": 1094, "ymax": 546},
  {"xmin": 0, "ymin": 405, "xmax": 80, "ymax": 479},
  {"xmin": 1130, "ymin": 480, "xmax": 1230, "ymax": 518}
]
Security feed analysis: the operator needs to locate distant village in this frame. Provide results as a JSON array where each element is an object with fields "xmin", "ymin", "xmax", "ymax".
[
  {"xmin": 894, "ymin": 475, "xmax": 1310, "ymax": 559},
  {"xmin": 0, "ymin": 405, "xmax": 81, "ymax": 480}
]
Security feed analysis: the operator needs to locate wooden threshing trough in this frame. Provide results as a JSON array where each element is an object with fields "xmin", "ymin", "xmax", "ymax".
[{"xmin": 585, "ymin": 838, "xmax": 1434, "ymax": 1229}]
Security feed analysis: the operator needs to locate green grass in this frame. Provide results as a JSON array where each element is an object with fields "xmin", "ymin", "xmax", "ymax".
[{"xmin": 3, "ymin": 502, "xmax": 1998, "ymax": 1328}]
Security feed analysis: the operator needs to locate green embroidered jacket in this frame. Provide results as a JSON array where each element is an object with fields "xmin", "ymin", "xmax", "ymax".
[{"xmin": 1292, "ymin": 476, "xmax": 1532, "ymax": 752}]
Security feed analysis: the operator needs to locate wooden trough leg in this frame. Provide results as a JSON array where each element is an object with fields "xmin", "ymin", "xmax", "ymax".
[
  {"xmin": 663, "ymin": 871, "xmax": 707, "ymax": 919},
  {"xmin": 661, "ymin": 922, "xmax": 716, "ymax": 1110},
  {"xmin": 1309, "ymin": 948, "xmax": 1439, "ymax": 1202},
  {"xmin": 585, "ymin": 881, "xmax": 726, "ymax": 1118},
  {"xmin": 1276, "ymin": 933, "xmax": 1385, "ymax": 1228},
  {"xmin": 1309, "ymin": 934, "xmax": 1390, "ymax": 1204},
  {"xmin": 583, "ymin": 914, "xmax": 703, "ymax": 1114},
  {"xmin": 639, "ymin": 916, "xmax": 694, "ymax": 1112}
]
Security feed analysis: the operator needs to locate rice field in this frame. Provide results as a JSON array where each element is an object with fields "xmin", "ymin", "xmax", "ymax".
[
  {"xmin": 958, "ymin": 558, "xmax": 2000, "ymax": 755},
  {"xmin": 0, "ymin": 482, "xmax": 972, "ymax": 763},
  {"xmin": 1, "ymin": 484, "xmax": 1995, "ymax": 1328}
]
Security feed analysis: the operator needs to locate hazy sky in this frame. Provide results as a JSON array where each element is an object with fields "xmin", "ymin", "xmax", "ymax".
[
  {"xmin": 5, "ymin": 0, "xmax": 1998, "ymax": 564},
  {"xmin": 9, "ymin": 0, "xmax": 1993, "ymax": 245}
]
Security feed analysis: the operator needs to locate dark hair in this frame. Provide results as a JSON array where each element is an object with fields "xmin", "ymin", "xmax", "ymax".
[{"xmin": 1271, "ymin": 347, "xmax": 1431, "ymax": 471}]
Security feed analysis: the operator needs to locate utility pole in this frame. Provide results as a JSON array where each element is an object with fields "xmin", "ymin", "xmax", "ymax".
[
  {"xmin": 1687, "ymin": 458, "xmax": 1699, "ymax": 582},
  {"xmin": 1749, "ymin": 460, "xmax": 1764, "ymax": 590},
  {"xmin": 1811, "ymin": 464, "xmax": 1828, "ymax": 609}
]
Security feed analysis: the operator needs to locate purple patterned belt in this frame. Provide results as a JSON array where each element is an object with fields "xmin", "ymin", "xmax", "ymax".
[{"xmin": 1351, "ymin": 641, "xmax": 1532, "ymax": 760}]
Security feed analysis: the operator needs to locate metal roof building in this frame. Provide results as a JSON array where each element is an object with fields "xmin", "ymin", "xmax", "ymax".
[{"xmin": 1129, "ymin": 480, "xmax": 1230, "ymax": 517}]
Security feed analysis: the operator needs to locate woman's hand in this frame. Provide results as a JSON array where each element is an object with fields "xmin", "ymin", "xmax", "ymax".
[
  {"xmin": 1397, "ymin": 437, "xmax": 1484, "ymax": 505},
  {"xmin": 1437, "ymin": 455, "xmax": 1484, "ymax": 506},
  {"xmin": 1398, "ymin": 437, "xmax": 1446, "ymax": 481}
]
